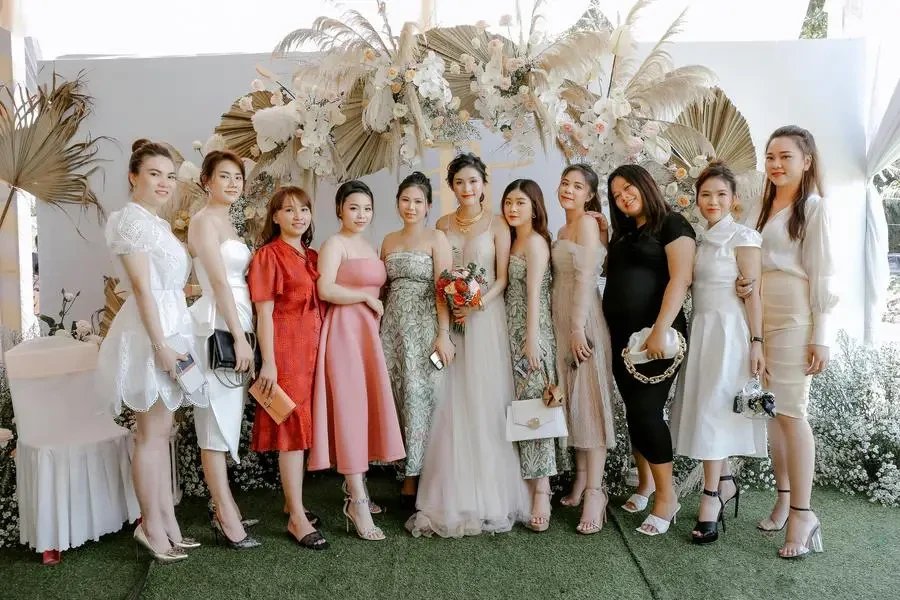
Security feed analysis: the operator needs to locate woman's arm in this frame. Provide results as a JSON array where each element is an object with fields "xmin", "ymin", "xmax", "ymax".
[
  {"xmin": 119, "ymin": 253, "xmax": 184, "ymax": 378},
  {"xmin": 482, "ymin": 217, "xmax": 511, "ymax": 305},
  {"xmin": 431, "ymin": 230, "xmax": 455, "ymax": 364},
  {"xmin": 802, "ymin": 197, "xmax": 838, "ymax": 374},
  {"xmin": 254, "ymin": 300, "xmax": 277, "ymax": 396},
  {"xmin": 645, "ymin": 236, "xmax": 695, "ymax": 359},
  {"xmin": 189, "ymin": 217, "xmax": 253, "ymax": 372},
  {"xmin": 569, "ymin": 214, "xmax": 601, "ymax": 363},
  {"xmin": 523, "ymin": 234, "xmax": 550, "ymax": 371},
  {"xmin": 736, "ymin": 246, "xmax": 764, "ymax": 376}
]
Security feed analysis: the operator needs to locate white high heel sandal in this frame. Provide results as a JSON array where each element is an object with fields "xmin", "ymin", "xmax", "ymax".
[
  {"xmin": 635, "ymin": 504, "xmax": 681, "ymax": 537},
  {"xmin": 621, "ymin": 493, "xmax": 650, "ymax": 514}
]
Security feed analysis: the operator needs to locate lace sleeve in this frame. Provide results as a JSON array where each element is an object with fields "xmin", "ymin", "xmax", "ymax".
[
  {"xmin": 802, "ymin": 196, "xmax": 839, "ymax": 347},
  {"xmin": 106, "ymin": 204, "xmax": 156, "ymax": 256},
  {"xmin": 570, "ymin": 244, "xmax": 601, "ymax": 332}
]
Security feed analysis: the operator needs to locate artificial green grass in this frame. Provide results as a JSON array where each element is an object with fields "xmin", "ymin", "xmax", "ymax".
[{"xmin": 1, "ymin": 474, "xmax": 899, "ymax": 600}]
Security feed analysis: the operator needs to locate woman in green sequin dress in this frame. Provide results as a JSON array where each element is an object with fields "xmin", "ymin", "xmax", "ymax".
[
  {"xmin": 380, "ymin": 172, "xmax": 454, "ymax": 506},
  {"xmin": 502, "ymin": 179, "xmax": 568, "ymax": 532}
]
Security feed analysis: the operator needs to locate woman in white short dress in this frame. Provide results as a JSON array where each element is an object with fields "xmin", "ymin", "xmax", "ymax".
[{"xmin": 99, "ymin": 139, "xmax": 207, "ymax": 562}]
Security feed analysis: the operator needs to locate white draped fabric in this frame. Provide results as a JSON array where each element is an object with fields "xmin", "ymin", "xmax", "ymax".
[
  {"xmin": 5, "ymin": 337, "xmax": 140, "ymax": 553},
  {"xmin": 862, "ymin": 0, "xmax": 900, "ymax": 345}
]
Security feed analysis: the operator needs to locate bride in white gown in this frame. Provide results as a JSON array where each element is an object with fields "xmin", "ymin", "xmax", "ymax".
[{"xmin": 406, "ymin": 153, "xmax": 528, "ymax": 537}]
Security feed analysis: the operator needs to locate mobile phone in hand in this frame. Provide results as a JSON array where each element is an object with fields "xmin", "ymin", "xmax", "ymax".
[
  {"xmin": 429, "ymin": 350, "xmax": 444, "ymax": 370},
  {"xmin": 175, "ymin": 352, "xmax": 206, "ymax": 395}
]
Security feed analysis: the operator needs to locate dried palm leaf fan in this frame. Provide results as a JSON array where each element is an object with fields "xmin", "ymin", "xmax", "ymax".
[
  {"xmin": 0, "ymin": 72, "xmax": 106, "ymax": 231},
  {"xmin": 662, "ymin": 87, "xmax": 757, "ymax": 172},
  {"xmin": 418, "ymin": 24, "xmax": 515, "ymax": 114},
  {"xmin": 556, "ymin": 2, "xmax": 716, "ymax": 162},
  {"xmin": 274, "ymin": 6, "xmax": 424, "ymax": 180},
  {"xmin": 215, "ymin": 90, "xmax": 283, "ymax": 176},
  {"xmin": 421, "ymin": 2, "xmax": 612, "ymax": 152},
  {"xmin": 95, "ymin": 275, "xmax": 125, "ymax": 338}
]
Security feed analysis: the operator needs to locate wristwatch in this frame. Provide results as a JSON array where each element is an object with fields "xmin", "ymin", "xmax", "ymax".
[{"xmin": 750, "ymin": 336, "xmax": 763, "ymax": 344}]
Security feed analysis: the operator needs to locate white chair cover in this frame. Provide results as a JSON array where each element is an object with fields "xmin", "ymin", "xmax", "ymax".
[{"xmin": 5, "ymin": 336, "xmax": 139, "ymax": 552}]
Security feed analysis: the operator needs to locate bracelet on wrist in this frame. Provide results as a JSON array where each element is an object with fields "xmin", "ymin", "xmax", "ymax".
[
  {"xmin": 151, "ymin": 342, "xmax": 165, "ymax": 353},
  {"xmin": 750, "ymin": 336, "xmax": 763, "ymax": 344}
]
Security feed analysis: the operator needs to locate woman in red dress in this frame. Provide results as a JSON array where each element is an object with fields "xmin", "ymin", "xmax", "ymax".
[{"xmin": 247, "ymin": 186, "xmax": 327, "ymax": 550}]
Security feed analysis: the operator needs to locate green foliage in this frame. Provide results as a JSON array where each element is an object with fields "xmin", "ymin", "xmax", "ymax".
[{"xmin": 800, "ymin": 0, "xmax": 827, "ymax": 39}]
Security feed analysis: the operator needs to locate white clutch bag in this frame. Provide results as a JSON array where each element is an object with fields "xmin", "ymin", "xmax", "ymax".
[
  {"xmin": 621, "ymin": 327, "xmax": 686, "ymax": 385},
  {"xmin": 506, "ymin": 398, "xmax": 569, "ymax": 442}
]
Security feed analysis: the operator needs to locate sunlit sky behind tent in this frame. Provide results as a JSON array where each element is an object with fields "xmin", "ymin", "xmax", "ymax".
[{"xmin": 23, "ymin": 0, "xmax": 809, "ymax": 60}]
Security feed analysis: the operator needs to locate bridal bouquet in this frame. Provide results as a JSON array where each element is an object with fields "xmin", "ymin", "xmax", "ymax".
[{"xmin": 437, "ymin": 262, "xmax": 487, "ymax": 333}]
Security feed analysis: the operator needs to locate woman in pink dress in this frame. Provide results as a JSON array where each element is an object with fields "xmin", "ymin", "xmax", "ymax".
[{"xmin": 309, "ymin": 180, "xmax": 406, "ymax": 541}]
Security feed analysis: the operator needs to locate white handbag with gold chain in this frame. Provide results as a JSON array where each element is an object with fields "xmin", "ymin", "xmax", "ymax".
[{"xmin": 621, "ymin": 327, "xmax": 687, "ymax": 385}]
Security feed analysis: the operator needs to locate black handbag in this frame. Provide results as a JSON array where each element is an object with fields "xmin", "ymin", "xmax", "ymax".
[{"xmin": 208, "ymin": 329, "xmax": 263, "ymax": 389}]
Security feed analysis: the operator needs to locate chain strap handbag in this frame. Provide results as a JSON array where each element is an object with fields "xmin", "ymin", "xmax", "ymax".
[
  {"xmin": 733, "ymin": 377, "xmax": 776, "ymax": 419},
  {"xmin": 208, "ymin": 329, "xmax": 263, "ymax": 389},
  {"xmin": 621, "ymin": 327, "xmax": 687, "ymax": 385}
]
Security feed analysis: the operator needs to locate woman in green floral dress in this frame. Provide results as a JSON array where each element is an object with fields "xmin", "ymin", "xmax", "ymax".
[
  {"xmin": 380, "ymin": 172, "xmax": 454, "ymax": 506},
  {"xmin": 502, "ymin": 179, "xmax": 568, "ymax": 532}
]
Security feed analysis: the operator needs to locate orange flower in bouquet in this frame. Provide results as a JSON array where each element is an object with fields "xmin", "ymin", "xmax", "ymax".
[{"xmin": 437, "ymin": 261, "xmax": 488, "ymax": 333}]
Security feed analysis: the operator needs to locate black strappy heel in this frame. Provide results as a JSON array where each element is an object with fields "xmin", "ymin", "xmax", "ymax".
[
  {"xmin": 757, "ymin": 488, "xmax": 790, "ymax": 532},
  {"xmin": 692, "ymin": 489, "xmax": 725, "ymax": 545},
  {"xmin": 718, "ymin": 474, "xmax": 741, "ymax": 518}
]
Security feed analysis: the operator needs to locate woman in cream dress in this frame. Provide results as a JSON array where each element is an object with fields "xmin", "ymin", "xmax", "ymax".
[{"xmin": 739, "ymin": 126, "xmax": 838, "ymax": 559}]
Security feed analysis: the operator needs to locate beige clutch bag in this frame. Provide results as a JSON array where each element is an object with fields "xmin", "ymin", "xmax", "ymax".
[{"xmin": 249, "ymin": 380, "xmax": 297, "ymax": 425}]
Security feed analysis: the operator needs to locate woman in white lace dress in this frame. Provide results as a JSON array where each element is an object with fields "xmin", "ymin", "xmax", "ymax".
[
  {"xmin": 99, "ymin": 140, "xmax": 207, "ymax": 562},
  {"xmin": 406, "ymin": 153, "xmax": 529, "ymax": 537}
]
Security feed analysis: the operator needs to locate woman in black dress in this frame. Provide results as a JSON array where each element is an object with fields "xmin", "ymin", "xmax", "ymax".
[{"xmin": 603, "ymin": 164, "xmax": 696, "ymax": 536}]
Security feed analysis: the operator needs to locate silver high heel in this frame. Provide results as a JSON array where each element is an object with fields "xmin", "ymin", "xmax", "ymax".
[
  {"xmin": 133, "ymin": 525, "xmax": 188, "ymax": 563},
  {"xmin": 343, "ymin": 497, "xmax": 386, "ymax": 541},
  {"xmin": 342, "ymin": 479, "xmax": 384, "ymax": 514}
]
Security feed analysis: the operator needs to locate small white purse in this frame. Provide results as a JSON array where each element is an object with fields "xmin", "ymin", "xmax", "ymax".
[
  {"xmin": 621, "ymin": 327, "xmax": 686, "ymax": 385},
  {"xmin": 506, "ymin": 398, "xmax": 569, "ymax": 442}
]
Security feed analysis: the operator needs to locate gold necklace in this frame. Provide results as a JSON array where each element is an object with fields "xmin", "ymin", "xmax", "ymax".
[{"xmin": 454, "ymin": 206, "xmax": 485, "ymax": 233}]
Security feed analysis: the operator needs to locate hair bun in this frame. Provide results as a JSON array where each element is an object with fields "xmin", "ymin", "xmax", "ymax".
[
  {"xmin": 406, "ymin": 171, "xmax": 431, "ymax": 186},
  {"xmin": 706, "ymin": 159, "xmax": 727, "ymax": 168},
  {"xmin": 132, "ymin": 138, "xmax": 152, "ymax": 153}
]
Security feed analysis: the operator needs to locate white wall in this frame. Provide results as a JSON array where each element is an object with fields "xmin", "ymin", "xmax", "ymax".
[{"xmin": 37, "ymin": 39, "xmax": 867, "ymax": 338}]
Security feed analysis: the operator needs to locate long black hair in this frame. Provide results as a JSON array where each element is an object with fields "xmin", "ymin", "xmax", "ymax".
[
  {"xmin": 607, "ymin": 164, "xmax": 670, "ymax": 245},
  {"xmin": 561, "ymin": 163, "xmax": 602, "ymax": 213}
]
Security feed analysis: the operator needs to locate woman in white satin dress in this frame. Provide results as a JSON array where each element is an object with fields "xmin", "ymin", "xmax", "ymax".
[
  {"xmin": 406, "ymin": 153, "xmax": 529, "ymax": 537},
  {"xmin": 188, "ymin": 150, "xmax": 259, "ymax": 549}
]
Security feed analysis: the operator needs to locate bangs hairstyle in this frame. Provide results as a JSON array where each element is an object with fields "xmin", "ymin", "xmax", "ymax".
[
  {"xmin": 561, "ymin": 164, "xmax": 602, "ymax": 213},
  {"xmin": 200, "ymin": 150, "xmax": 245, "ymax": 191},
  {"xmin": 607, "ymin": 164, "xmax": 670, "ymax": 245},
  {"xmin": 335, "ymin": 179, "xmax": 375, "ymax": 219},
  {"xmin": 128, "ymin": 138, "xmax": 173, "ymax": 191},
  {"xmin": 695, "ymin": 160, "xmax": 737, "ymax": 195},
  {"xmin": 447, "ymin": 152, "xmax": 488, "ymax": 203},
  {"xmin": 756, "ymin": 125, "xmax": 824, "ymax": 241},
  {"xmin": 502, "ymin": 179, "xmax": 551, "ymax": 248},
  {"xmin": 260, "ymin": 186, "xmax": 314, "ymax": 248}
]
